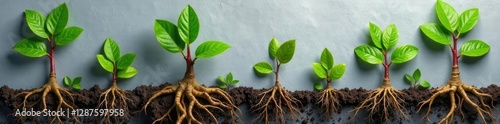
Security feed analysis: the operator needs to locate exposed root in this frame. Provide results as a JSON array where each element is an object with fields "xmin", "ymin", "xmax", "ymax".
[
  {"xmin": 417, "ymin": 67, "xmax": 494, "ymax": 124},
  {"xmin": 141, "ymin": 75, "xmax": 240, "ymax": 124},
  {"xmin": 351, "ymin": 79, "xmax": 407, "ymax": 123},
  {"xmin": 317, "ymin": 87, "xmax": 345, "ymax": 117},
  {"xmin": 97, "ymin": 83, "xmax": 132, "ymax": 124},
  {"xmin": 14, "ymin": 73, "xmax": 78, "ymax": 123},
  {"xmin": 251, "ymin": 82, "xmax": 301, "ymax": 124}
]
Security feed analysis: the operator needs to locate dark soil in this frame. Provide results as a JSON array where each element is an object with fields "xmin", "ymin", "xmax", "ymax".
[{"xmin": 1, "ymin": 84, "xmax": 499, "ymax": 123}]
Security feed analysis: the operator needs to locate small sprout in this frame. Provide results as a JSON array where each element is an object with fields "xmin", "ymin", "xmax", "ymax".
[
  {"xmin": 64, "ymin": 76, "xmax": 82, "ymax": 90},
  {"xmin": 404, "ymin": 68, "xmax": 431, "ymax": 89},
  {"xmin": 218, "ymin": 72, "xmax": 239, "ymax": 90},
  {"xmin": 313, "ymin": 82, "xmax": 324, "ymax": 91}
]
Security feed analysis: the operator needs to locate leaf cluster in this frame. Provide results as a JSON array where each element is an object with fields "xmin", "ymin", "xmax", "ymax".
[
  {"xmin": 218, "ymin": 72, "xmax": 239, "ymax": 89},
  {"xmin": 64, "ymin": 76, "xmax": 82, "ymax": 90},
  {"xmin": 97, "ymin": 38, "xmax": 138, "ymax": 79},
  {"xmin": 312, "ymin": 48, "xmax": 346, "ymax": 90},
  {"xmin": 253, "ymin": 38, "xmax": 296, "ymax": 75},
  {"xmin": 404, "ymin": 68, "xmax": 430, "ymax": 89}
]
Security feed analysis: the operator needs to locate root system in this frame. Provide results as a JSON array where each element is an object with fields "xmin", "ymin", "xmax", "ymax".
[
  {"xmin": 251, "ymin": 82, "xmax": 300, "ymax": 124},
  {"xmin": 97, "ymin": 82, "xmax": 133, "ymax": 123},
  {"xmin": 317, "ymin": 87, "xmax": 345, "ymax": 117}
]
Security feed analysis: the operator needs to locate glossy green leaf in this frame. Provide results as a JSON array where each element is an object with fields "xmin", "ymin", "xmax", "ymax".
[
  {"xmin": 195, "ymin": 41, "xmax": 231, "ymax": 58},
  {"xmin": 25, "ymin": 10, "xmax": 48, "ymax": 38},
  {"xmin": 154, "ymin": 19, "xmax": 184, "ymax": 52},
  {"xmin": 227, "ymin": 72, "xmax": 233, "ymax": 82},
  {"xmin": 276, "ymin": 39, "xmax": 296, "ymax": 64},
  {"xmin": 413, "ymin": 68, "xmax": 421, "ymax": 81},
  {"xmin": 73, "ymin": 77, "xmax": 82, "ymax": 85},
  {"xmin": 461, "ymin": 40, "xmax": 490, "ymax": 57},
  {"xmin": 73, "ymin": 84, "xmax": 82, "ymax": 90},
  {"xmin": 103, "ymin": 38, "xmax": 120, "ymax": 62},
  {"xmin": 219, "ymin": 84, "xmax": 227, "ymax": 89},
  {"xmin": 354, "ymin": 45, "xmax": 383, "ymax": 64},
  {"xmin": 420, "ymin": 23, "xmax": 451, "ymax": 45},
  {"xmin": 419, "ymin": 80, "xmax": 431, "ymax": 89},
  {"xmin": 12, "ymin": 38, "xmax": 47, "ymax": 57},
  {"xmin": 118, "ymin": 66, "xmax": 138, "ymax": 78},
  {"xmin": 64, "ymin": 76, "xmax": 71, "ymax": 86},
  {"xmin": 55, "ymin": 26, "xmax": 83, "ymax": 46},
  {"xmin": 46, "ymin": 3, "xmax": 69, "ymax": 35},
  {"xmin": 436, "ymin": 0, "xmax": 458, "ymax": 32},
  {"xmin": 391, "ymin": 45, "xmax": 419, "ymax": 64},
  {"xmin": 269, "ymin": 38, "xmax": 280, "ymax": 58},
  {"xmin": 314, "ymin": 82, "xmax": 324, "ymax": 91},
  {"xmin": 369, "ymin": 22, "xmax": 383, "ymax": 49},
  {"xmin": 382, "ymin": 24, "xmax": 398, "ymax": 50},
  {"xmin": 312, "ymin": 63, "xmax": 327, "ymax": 79},
  {"xmin": 405, "ymin": 74, "xmax": 414, "ymax": 83},
  {"xmin": 330, "ymin": 64, "xmax": 346, "ymax": 80},
  {"xmin": 117, "ymin": 53, "xmax": 136, "ymax": 69},
  {"xmin": 178, "ymin": 5, "xmax": 199, "ymax": 44},
  {"xmin": 230, "ymin": 80, "xmax": 239, "ymax": 85},
  {"xmin": 321, "ymin": 48, "xmax": 334, "ymax": 70},
  {"xmin": 218, "ymin": 76, "xmax": 226, "ymax": 83},
  {"xmin": 253, "ymin": 62, "xmax": 273, "ymax": 74},
  {"xmin": 96, "ymin": 54, "xmax": 113, "ymax": 73},
  {"xmin": 457, "ymin": 8, "xmax": 479, "ymax": 33}
]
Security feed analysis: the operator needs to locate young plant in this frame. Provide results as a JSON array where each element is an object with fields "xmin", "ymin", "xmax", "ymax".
[
  {"xmin": 141, "ymin": 5, "xmax": 239, "ymax": 123},
  {"xmin": 64, "ymin": 76, "xmax": 82, "ymax": 91},
  {"xmin": 96, "ymin": 38, "xmax": 137, "ymax": 123},
  {"xmin": 251, "ymin": 38, "xmax": 300, "ymax": 124},
  {"xmin": 416, "ymin": 0, "xmax": 494, "ymax": 123},
  {"xmin": 312, "ymin": 48, "xmax": 347, "ymax": 117},
  {"xmin": 12, "ymin": 3, "xmax": 83, "ymax": 123},
  {"xmin": 351, "ymin": 22, "xmax": 419, "ymax": 122},
  {"xmin": 218, "ymin": 72, "xmax": 239, "ymax": 90},
  {"xmin": 404, "ymin": 68, "xmax": 431, "ymax": 89}
]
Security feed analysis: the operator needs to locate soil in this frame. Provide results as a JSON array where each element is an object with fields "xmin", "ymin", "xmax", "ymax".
[{"xmin": 1, "ymin": 84, "xmax": 499, "ymax": 123}]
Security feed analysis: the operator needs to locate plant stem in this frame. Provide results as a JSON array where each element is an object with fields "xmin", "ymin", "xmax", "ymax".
[
  {"xmin": 112, "ymin": 65, "xmax": 118, "ymax": 87},
  {"xmin": 48, "ymin": 37, "xmax": 56, "ymax": 74},
  {"xmin": 382, "ymin": 51, "xmax": 392, "ymax": 86},
  {"xmin": 274, "ymin": 59, "xmax": 281, "ymax": 85},
  {"xmin": 451, "ymin": 35, "xmax": 459, "ymax": 67},
  {"xmin": 184, "ymin": 44, "xmax": 195, "ymax": 78}
]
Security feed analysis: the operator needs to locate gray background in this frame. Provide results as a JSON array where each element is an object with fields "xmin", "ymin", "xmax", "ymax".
[{"xmin": 1, "ymin": 0, "xmax": 499, "ymax": 123}]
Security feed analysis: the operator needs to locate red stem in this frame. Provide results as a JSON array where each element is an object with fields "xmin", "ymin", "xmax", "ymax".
[
  {"xmin": 48, "ymin": 37, "xmax": 56, "ymax": 74},
  {"xmin": 184, "ymin": 44, "xmax": 195, "ymax": 77},
  {"xmin": 383, "ymin": 52, "xmax": 390, "ymax": 79},
  {"xmin": 112, "ymin": 65, "xmax": 117, "ymax": 86},
  {"xmin": 274, "ymin": 59, "xmax": 281, "ymax": 85},
  {"xmin": 451, "ymin": 35, "xmax": 459, "ymax": 67}
]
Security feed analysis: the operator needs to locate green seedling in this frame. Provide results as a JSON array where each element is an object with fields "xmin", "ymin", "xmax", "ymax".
[
  {"xmin": 141, "ymin": 5, "xmax": 239, "ymax": 123},
  {"xmin": 351, "ymin": 22, "xmax": 419, "ymax": 122},
  {"xmin": 96, "ymin": 38, "xmax": 137, "ymax": 123},
  {"xmin": 404, "ymin": 68, "xmax": 431, "ymax": 89},
  {"xmin": 12, "ymin": 3, "xmax": 83, "ymax": 123},
  {"xmin": 252, "ymin": 38, "xmax": 300, "ymax": 124},
  {"xmin": 64, "ymin": 76, "xmax": 82, "ymax": 90},
  {"xmin": 312, "ymin": 48, "xmax": 347, "ymax": 117},
  {"xmin": 416, "ymin": 0, "xmax": 494, "ymax": 123},
  {"xmin": 218, "ymin": 72, "xmax": 239, "ymax": 90}
]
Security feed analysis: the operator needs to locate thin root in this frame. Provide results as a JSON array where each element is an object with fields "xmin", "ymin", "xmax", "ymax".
[
  {"xmin": 250, "ymin": 83, "xmax": 301, "ymax": 124},
  {"xmin": 97, "ymin": 85, "xmax": 132, "ymax": 124},
  {"xmin": 350, "ymin": 86, "xmax": 407, "ymax": 123},
  {"xmin": 317, "ymin": 87, "xmax": 345, "ymax": 117}
]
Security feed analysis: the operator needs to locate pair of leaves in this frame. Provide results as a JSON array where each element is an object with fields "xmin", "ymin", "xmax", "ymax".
[
  {"xmin": 369, "ymin": 22, "xmax": 398, "ymax": 50},
  {"xmin": 312, "ymin": 48, "xmax": 346, "ymax": 80},
  {"xmin": 435, "ymin": 0, "xmax": 479, "ymax": 33},
  {"xmin": 218, "ymin": 72, "xmax": 239, "ymax": 89},
  {"xmin": 354, "ymin": 45, "xmax": 418, "ymax": 64},
  {"xmin": 96, "ymin": 38, "xmax": 138, "ymax": 79},
  {"xmin": 404, "ymin": 68, "xmax": 430, "ymax": 89},
  {"xmin": 268, "ymin": 38, "xmax": 296, "ymax": 64},
  {"xmin": 64, "ymin": 76, "xmax": 82, "ymax": 90}
]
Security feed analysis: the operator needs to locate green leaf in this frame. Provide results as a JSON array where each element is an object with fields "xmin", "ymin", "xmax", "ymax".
[
  {"xmin": 413, "ymin": 68, "xmax": 421, "ymax": 81},
  {"xmin": 195, "ymin": 41, "xmax": 231, "ymax": 58},
  {"xmin": 64, "ymin": 76, "xmax": 71, "ymax": 86},
  {"xmin": 461, "ymin": 40, "xmax": 490, "ymax": 57},
  {"xmin": 230, "ymin": 80, "xmax": 239, "ymax": 85},
  {"xmin": 25, "ymin": 10, "xmax": 48, "ymax": 38},
  {"xmin": 73, "ymin": 77, "xmax": 82, "ymax": 85},
  {"xmin": 314, "ymin": 82, "xmax": 324, "ymax": 91},
  {"xmin": 227, "ymin": 72, "xmax": 233, "ymax": 82},
  {"xmin": 118, "ymin": 66, "xmax": 138, "ymax": 78},
  {"xmin": 178, "ymin": 5, "xmax": 199, "ymax": 44},
  {"xmin": 46, "ymin": 3, "xmax": 69, "ymax": 35},
  {"xmin": 269, "ymin": 38, "xmax": 280, "ymax": 58},
  {"xmin": 369, "ymin": 22, "xmax": 383, "ymax": 49},
  {"xmin": 391, "ymin": 45, "xmax": 419, "ymax": 64},
  {"xmin": 457, "ymin": 8, "xmax": 479, "ymax": 33},
  {"xmin": 116, "ymin": 53, "xmax": 136, "ymax": 69},
  {"xmin": 73, "ymin": 84, "xmax": 82, "ymax": 90},
  {"xmin": 419, "ymin": 80, "xmax": 431, "ymax": 89},
  {"xmin": 104, "ymin": 38, "xmax": 121, "ymax": 62},
  {"xmin": 420, "ymin": 23, "xmax": 451, "ymax": 45},
  {"xmin": 219, "ymin": 84, "xmax": 227, "ymax": 89},
  {"xmin": 55, "ymin": 26, "xmax": 83, "ymax": 46},
  {"xmin": 321, "ymin": 48, "xmax": 334, "ymax": 70},
  {"xmin": 312, "ymin": 63, "xmax": 327, "ymax": 79},
  {"xmin": 354, "ymin": 45, "xmax": 383, "ymax": 64},
  {"xmin": 276, "ymin": 39, "xmax": 296, "ymax": 64},
  {"xmin": 405, "ymin": 74, "xmax": 414, "ymax": 83},
  {"xmin": 436, "ymin": 0, "xmax": 458, "ymax": 32},
  {"xmin": 96, "ymin": 54, "xmax": 114, "ymax": 72},
  {"xmin": 382, "ymin": 24, "xmax": 398, "ymax": 50},
  {"xmin": 154, "ymin": 19, "xmax": 184, "ymax": 52},
  {"xmin": 218, "ymin": 76, "xmax": 226, "ymax": 83},
  {"xmin": 330, "ymin": 64, "xmax": 346, "ymax": 80},
  {"xmin": 12, "ymin": 38, "xmax": 47, "ymax": 57},
  {"xmin": 253, "ymin": 62, "xmax": 273, "ymax": 74}
]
